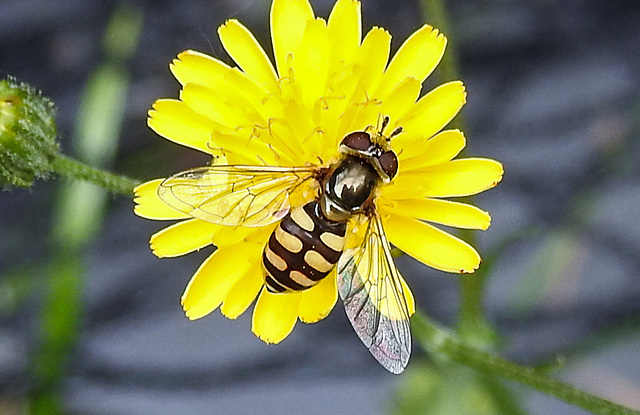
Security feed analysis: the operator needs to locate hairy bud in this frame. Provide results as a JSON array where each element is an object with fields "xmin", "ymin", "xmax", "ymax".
[{"xmin": 0, "ymin": 77, "xmax": 58, "ymax": 189}]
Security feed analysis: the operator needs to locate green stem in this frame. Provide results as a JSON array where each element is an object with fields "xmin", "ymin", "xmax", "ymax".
[
  {"xmin": 413, "ymin": 312, "xmax": 640, "ymax": 415},
  {"xmin": 456, "ymin": 264, "xmax": 493, "ymax": 345},
  {"xmin": 30, "ymin": 257, "xmax": 83, "ymax": 413},
  {"xmin": 51, "ymin": 153, "xmax": 139, "ymax": 195}
]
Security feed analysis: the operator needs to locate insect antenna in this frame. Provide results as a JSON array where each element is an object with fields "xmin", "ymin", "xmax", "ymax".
[
  {"xmin": 377, "ymin": 114, "xmax": 390, "ymax": 135},
  {"xmin": 376, "ymin": 115, "xmax": 403, "ymax": 141},
  {"xmin": 389, "ymin": 126, "xmax": 403, "ymax": 140}
]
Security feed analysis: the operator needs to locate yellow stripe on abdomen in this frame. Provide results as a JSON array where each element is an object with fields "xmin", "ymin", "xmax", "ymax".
[
  {"xmin": 320, "ymin": 231, "xmax": 344, "ymax": 252},
  {"xmin": 290, "ymin": 205, "xmax": 315, "ymax": 232},
  {"xmin": 274, "ymin": 225, "xmax": 303, "ymax": 253},
  {"xmin": 304, "ymin": 250, "xmax": 334, "ymax": 273}
]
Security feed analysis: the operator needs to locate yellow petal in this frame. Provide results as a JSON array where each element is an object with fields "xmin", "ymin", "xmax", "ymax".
[
  {"xmin": 180, "ymin": 82, "xmax": 253, "ymax": 127},
  {"xmin": 218, "ymin": 19, "xmax": 278, "ymax": 92},
  {"xmin": 397, "ymin": 81, "xmax": 466, "ymax": 139},
  {"xmin": 178, "ymin": 85, "xmax": 280, "ymax": 155},
  {"xmin": 295, "ymin": 18, "xmax": 330, "ymax": 111},
  {"xmin": 376, "ymin": 25, "xmax": 447, "ymax": 100},
  {"xmin": 336, "ymin": 27, "xmax": 391, "ymax": 135},
  {"xmin": 220, "ymin": 262, "xmax": 264, "ymax": 319},
  {"xmin": 150, "ymin": 218, "xmax": 217, "ymax": 258},
  {"xmin": 387, "ymin": 158, "xmax": 504, "ymax": 199},
  {"xmin": 147, "ymin": 99, "xmax": 217, "ymax": 154},
  {"xmin": 252, "ymin": 288, "xmax": 301, "ymax": 344},
  {"xmin": 321, "ymin": 25, "xmax": 388, "ymax": 143},
  {"xmin": 181, "ymin": 244, "xmax": 259, "ymax": 320},
  {"xmin": 382, "ymin": 198, "xmax": 491, "ymax": 230},
  {"xmin": 382, "ymin": 211, "xmax": 481, "ymax": 273},
  {"xmin": 220, "ymin": 132, "xmax": 284, "ymax": 165},
  {"xmin": 244, "ymin": 224, "xmax": 277, "ymax": 245},
  {"xmin": 327, "ymin": 0, "xmax": 361, "ymax": 70},
  {"xmin": 212, "ymin": 226, "xmax": 267, "ymax": 248},
  {"xmin": 397, "ymin": 129, "xmax": 466, "ymax": 169},
  {"xmin": 354, "ymin": 26, "xmax": 390, "ymax": 98},
  {"xmin": 170, "ymin": 51, "xmax": 274, "ymax": 121},
  {"xmin": 298, "ymin": 271, "xmax": 338, "ymax": 323},
  {"xmin": 275, "ymin": 97, "xmax": 319, "ymax": 162},
  {"xmin": 399, "ymin": 273, "xmax": 416, "ymax": 316},
  {"xmin": 133, "ymin": 179, "xmax": 189, "ymax": 220},
  {"xmin": 271, "ymin": 0, "xmax": 315, "ymax": 76},
  {"xmin": 263, "ymin": 118, "xmax": 312, "ymax": 164},
  {"xmin": 380, "ymin": 77, "xmax": 422, "ymax": 127},
  {"xmin": 170, "ymin": 49, "xmax": 230, "ymax": 86}
]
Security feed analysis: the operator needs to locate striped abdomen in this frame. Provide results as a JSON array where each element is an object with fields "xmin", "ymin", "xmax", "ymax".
[{"xmin": 262, "ymin": 201, "xmax": 346, "ymax": 293}]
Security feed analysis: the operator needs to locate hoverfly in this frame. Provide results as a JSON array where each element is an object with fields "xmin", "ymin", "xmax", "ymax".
[{"xmin": 157, "ymin": 116, "xmax": 412, "ymax": 373}]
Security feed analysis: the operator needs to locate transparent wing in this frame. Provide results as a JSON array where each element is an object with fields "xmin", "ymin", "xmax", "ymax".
[
  {"xmin": 337, "ymin": 212, "xmax": 413, "ymax": 374},
  {"xmin": 158, "ymin": 165, "xmax": 316, "ymax": 227}
]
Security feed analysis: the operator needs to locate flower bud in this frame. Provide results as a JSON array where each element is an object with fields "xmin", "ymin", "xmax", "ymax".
[{"xmin": 0, "ymin": 77, "xmax": 58, "ymax": 189}]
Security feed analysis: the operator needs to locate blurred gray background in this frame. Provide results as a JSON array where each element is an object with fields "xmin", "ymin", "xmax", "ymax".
[{"xmin": 1, "ymin": 0, "xmax": 640, "ymax": 414}]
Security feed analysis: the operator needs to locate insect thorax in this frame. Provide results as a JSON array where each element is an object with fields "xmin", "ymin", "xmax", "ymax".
[{"xmin": 319, "ymin": 155, "xmax": 380, "ymax": 222}]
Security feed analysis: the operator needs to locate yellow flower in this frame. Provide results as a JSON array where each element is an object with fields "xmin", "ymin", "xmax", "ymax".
[{"xmin": 135, "ymin": 0, "xmax": 502, "ymax": 352}]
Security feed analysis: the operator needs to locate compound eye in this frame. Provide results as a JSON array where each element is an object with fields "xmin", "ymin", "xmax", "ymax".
[
  {"xmin": 378, "ymin": 151, "xmax": 398, "ymax": 179},
  {"xmin": 340, "ymin": 131, "xmax": 374, "ymax": 153}
]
